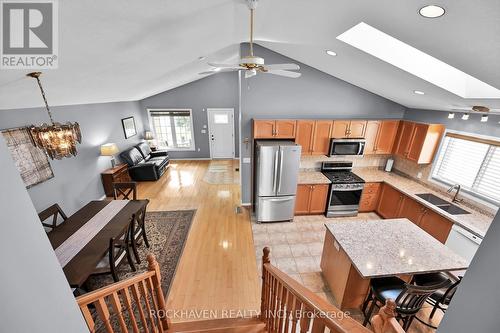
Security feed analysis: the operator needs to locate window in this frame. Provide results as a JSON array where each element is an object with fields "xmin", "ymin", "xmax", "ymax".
[
  {"xmin": 432, "ymin": 133, "xmax": 500, "ymax": 204},
  {"xmin": 148, "ymin": 109, "xmax": 195, "ymax": 150}
]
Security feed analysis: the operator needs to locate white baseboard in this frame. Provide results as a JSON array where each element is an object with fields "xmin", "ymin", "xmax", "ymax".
[
  {"xmin": 170, "ymin": 157, "xmax": 211, "ymax": 161},
  {"xmin": 240, "ymin": 202, "xmax": 252, "ymax": 206},
  {"xmin": 99, "ymin": 194, "xmax": 106, "ymax": 200}
]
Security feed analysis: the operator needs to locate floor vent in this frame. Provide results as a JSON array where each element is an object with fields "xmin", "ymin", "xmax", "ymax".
[{"xmin": 235, "ymin": 206, "xmax": 242, "ymax": 214}]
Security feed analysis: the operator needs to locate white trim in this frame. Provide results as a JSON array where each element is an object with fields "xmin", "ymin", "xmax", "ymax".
[
  {"xmin": 207, "ymin": 108, "xmax": 235, "ymax": 159},
  {"xmin": 169, "ymin": 157, "xmax": 211, "ymax": 161},
  {"xmin": 241, "ymin": 202, "xmax": 252, "ymax": 206},
  {"xmin": 99, "ymin": 194, "xmax": 107, "ymax": 200},
  {"xmin": 146, "ymin": 108, "xmax": 196, "ymax": 152}
]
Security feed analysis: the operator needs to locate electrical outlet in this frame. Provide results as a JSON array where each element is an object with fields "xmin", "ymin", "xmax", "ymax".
[
  {"xmin": 417, "ymin": 172, "xmax": 422, "ymax": 179},
  {"xmin": 201, "ymin": 129, "xmax": 206, "ymax": 134}
]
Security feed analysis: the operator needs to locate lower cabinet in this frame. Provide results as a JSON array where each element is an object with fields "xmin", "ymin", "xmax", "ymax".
[
  {"xmin": 418, "ymin": 209, "xmax": 453, "ymax": 244},
  {"xmin": 295, "ymin": 184, "xmax": 329, "ymax": 215},
  {"xmin": 376, "ymin": 184, "xmax": 404, "ymax": 218},
  {"xmin": 399, "ymin": 196, "xmax": 425, "ymax": 225},
  {"xmin": 359, "ymin": 182, "xmax": 381, "ymax": 212}
]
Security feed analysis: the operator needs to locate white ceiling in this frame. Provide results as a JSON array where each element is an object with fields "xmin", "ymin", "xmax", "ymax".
[{"xmin": 0, "ymin": 0, "xmax": 499, "ymax": 112}]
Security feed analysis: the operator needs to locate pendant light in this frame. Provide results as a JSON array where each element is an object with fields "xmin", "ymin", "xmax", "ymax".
[{"xmin": 27, "ymin": 72, "xmax": 82, "ymax": 159}]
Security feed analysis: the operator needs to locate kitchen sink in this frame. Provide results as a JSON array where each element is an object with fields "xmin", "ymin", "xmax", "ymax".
[
  {"xmin": 415, "ymin": 193, "xmax": 450, "ymax": 206},
  {"xmin": 416, "ymin": 193, "xmax": 471, "ymax": 215}
]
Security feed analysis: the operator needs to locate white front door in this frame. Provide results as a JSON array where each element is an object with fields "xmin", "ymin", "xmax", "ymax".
[{"xmin": 207, "ymin": 108, "xmax": 235, "ymax": 159}]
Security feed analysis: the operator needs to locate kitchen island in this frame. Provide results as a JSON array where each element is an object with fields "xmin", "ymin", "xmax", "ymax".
[{"xmin": 320, "ymin": 218, "xmax": 468, "ymax": 310}]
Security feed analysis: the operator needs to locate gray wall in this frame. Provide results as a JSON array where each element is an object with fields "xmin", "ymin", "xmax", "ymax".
[
  {"xmin": 438, "ymin": 211, "xmax": 500, "ymax": 333},
  {"xmin": 0, "ymin": 101, "xmax": 145, "ymax": 215},
  {"xmin": 405, "ymin": 108, "xmax": 500, "ymax": 138},
  {"xmin": 239, "ymin": 43, "xmax": 407, "ymax": 203},
  {"xmin": 140, "ymin": 72, "xmax": 239, "ymax": 159},
  {"xmin": 0, "ymin": 135, "xmax": 88, "ymax": 333}
]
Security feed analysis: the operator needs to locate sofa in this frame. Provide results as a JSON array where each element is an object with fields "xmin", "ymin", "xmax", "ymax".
[{"xmin": 120, "ymin": 142, "xmax": 169, "ymax": 181}]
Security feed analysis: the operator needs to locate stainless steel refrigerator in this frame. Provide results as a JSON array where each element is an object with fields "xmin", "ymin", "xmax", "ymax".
[{"xmin": 255, "ymin": 141, "xmax": 301, "ymax": 222}]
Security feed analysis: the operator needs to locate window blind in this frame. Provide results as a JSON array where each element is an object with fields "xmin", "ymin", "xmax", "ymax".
[{"xmin": 433, "ymin": 134, "xmax": 500, "ymax": 203}]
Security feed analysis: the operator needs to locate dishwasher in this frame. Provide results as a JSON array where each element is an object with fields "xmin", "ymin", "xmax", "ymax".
[{"xmin": 445, "ymin": 224, "xmax": 482, "ymax": 264}]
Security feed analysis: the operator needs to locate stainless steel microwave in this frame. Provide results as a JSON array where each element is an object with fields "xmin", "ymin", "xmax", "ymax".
[{"xmin": 329, "ymin": 138, "xmax": 366, "ymax": 156}]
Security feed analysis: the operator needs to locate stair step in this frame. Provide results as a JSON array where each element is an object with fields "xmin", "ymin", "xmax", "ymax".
[{"xmin": 167, "ymin": 317, "xmax": 266, "ymax": 333}]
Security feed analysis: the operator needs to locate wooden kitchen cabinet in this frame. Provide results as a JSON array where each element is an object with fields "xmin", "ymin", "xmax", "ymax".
[
  {"xmin": 331, "ymin": 120, "xmax": 367, "ymax": 138},
  {"xmin": 295, "ymin": 184, "xmax": 329, "ymax": 215},
  {"xmin": 377, "ymin": 184, "xmax": 404, "ymax": 218},
  {"xmin": 253, "ymin": 119, "xmax": 296, "ymax": 139},
  {"xmin": 359, "ymin": 182, "xmax": 382, "ymax": 212},
  {"xmin": 394, "ymin": 121, "xmax": 445, "ymax": 164},
  {"xmin": 419, "ymin": 209, "xmax": 453, "ymax": 243},
  {"xmin": 399, "ymin": 196, "xmax": 426, "ymax": 225},
  {"xmin": 364, "ymin": 120, "xmax": 399, "ymax": 155},
  {"xmin": 295, "ymin": 120, "xmax": 315, "ymax": 155}
]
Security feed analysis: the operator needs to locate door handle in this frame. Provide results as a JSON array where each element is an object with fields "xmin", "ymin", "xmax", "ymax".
[
  {"xmin": 277, "ymin": 150, "xmax": 284, "ymax": 193},
  {"xmin": 267, "ymin": 197, "xmax": 293, "ymax": 202},
  {"xmin": 273, "ymin": 150, "xmax": 279, "ymax": 193}
]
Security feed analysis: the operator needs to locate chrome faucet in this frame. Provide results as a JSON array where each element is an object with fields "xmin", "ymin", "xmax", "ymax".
[{"xmin": 447, "ymin": 184, "xmax": 462, "ymax": 203}]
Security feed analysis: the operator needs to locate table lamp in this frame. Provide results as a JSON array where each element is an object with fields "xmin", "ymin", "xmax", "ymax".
[
  {"xmin": 144, "ymin": 131, "xmax": 156, "ymax": 148},
  {"xmin": 100, "ymin": 143, "xmax": 119, "ymax": 168}
]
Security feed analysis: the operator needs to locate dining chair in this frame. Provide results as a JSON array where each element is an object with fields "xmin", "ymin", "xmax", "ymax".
[
  {"xmin": 413, "ymin": 272, "xmax": 462, "ymax": 319},
  {"xmin": 91, "ymin": 218, "xmax": 136, "ymax": 282},
  {"xmin": 362, "ymin": 276, "xmax": 450, "ymax": 331},
  {"xmin": 113, "ymin": 182, "xmax": 137, "ymax": 200},
  {"xmin": 129, "ymin": 199, "xmax": 150, "ymax": 264},
  {"xmin": 38, "ymin": 204, "xmax": 68, "ymax": 231}
]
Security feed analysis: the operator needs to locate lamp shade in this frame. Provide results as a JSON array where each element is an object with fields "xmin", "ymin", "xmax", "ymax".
[
  {"xmin": 144, "ymin": 131, "xmax": 154, "ymax": 140},
  {"xmin": 100, "ymin": 143, "xmax": 119, "ymax": 156}
]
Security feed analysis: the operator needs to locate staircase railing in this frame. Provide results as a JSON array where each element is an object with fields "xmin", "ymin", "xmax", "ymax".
[
  {"xmin": 260, "ymin": 247, "xmax": 404, "ymax": 333},
  {"xmin": 76, "ymin": 254, "xmax": 170, "ymax": 333}
]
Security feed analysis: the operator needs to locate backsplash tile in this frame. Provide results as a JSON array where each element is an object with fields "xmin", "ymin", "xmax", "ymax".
[{"xmin": 300, "ymin": 155, "xmax": 390, "ymax": 171}]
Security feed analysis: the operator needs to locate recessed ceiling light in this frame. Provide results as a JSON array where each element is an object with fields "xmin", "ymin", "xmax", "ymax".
[
  {"xmin": 481, "ymin": 115, "xmax": 489, "ymax": 122},
  {"xmin": 337, "ymin": 22, "xmax": 500, "ymax": 98},
  {"xmin": 448, "ymin": 112, "xmax": 455, "ymax": 119},
  {"xmin": 414, "ymin": 90, "xmax": 425, "ymax": 95},
  {"xmin": 419, "ymin": 5, "xmax": 445, "ymax": 18},
  {"xmin": 462, "ymin": 113, "xmax": 469, "ymax": 120},
  {"xmin": 326, "ymin": 50, "xmax": 337, "ymax": 56}
]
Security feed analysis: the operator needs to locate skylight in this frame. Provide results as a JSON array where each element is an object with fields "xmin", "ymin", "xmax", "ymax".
[{"xmin": 337, "ymin": 22, "xmax": 500, "ymax": 99}]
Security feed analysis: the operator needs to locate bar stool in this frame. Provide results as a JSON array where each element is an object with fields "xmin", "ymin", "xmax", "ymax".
[{"xmin": 413, "ymin": 272, "xmax": 462, "ymax": 319}]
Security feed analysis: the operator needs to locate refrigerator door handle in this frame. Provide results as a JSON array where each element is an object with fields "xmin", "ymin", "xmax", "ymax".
[
  {"xmin": 278, "ymin": 149, "xmax": 284, "ymax": 193},
  {"xmin": 267, "ymin": 197, "xmax": 293, "ymax": 202},
  {"xmin": 273, "ymin": 150, "xmax": 279, "ymax": 193}
]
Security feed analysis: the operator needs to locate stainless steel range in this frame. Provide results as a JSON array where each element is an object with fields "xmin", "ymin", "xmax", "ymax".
[{"xmin": 321, "ymin": 161, "xmax": 365, "ymax": 217}]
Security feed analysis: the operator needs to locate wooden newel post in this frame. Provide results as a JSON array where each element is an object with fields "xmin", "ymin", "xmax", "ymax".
[
  {"xmin": 260, "ymin": 247, "xmax": 271, "ymax": 321},
  {"xmin": 147, "ymin": 253, "xmax": 171, "ymax": 329},
  {"xmin": 371, "ymin": 299, "xmax": 404, "ymax": 333}
]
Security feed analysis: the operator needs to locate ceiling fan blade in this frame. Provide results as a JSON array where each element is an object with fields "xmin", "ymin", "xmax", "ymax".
[
  {"xmin": 199, "ymin": 68, "xmax": 241, "ymax": 75},
  {"xmin": 263, "ymin": 63, "xmax": 300, "ymax": 71},
  {"xmin": 199, "ymin": 71, "xmax": 215, "ymax": 75},
  {"xmin": 266, "ymin": 70, "xmax": 301, "ymax": 78},
  {"xmin": 207, "ymin": 62, "xmax": 242, "ymax": 68},
  {"xmin": 245, "ymin": 69, "xmax": 257, "ymax": 78}
]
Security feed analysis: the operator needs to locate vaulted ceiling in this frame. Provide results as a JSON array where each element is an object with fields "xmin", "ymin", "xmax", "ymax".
[{"xmin": 0, "ymin": 0, "xmax": 499, "ymax": 112}]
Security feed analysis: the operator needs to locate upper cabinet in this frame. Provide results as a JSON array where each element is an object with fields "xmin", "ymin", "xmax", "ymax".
[
  {"xmin": 295, "ymin": 120, "xmax": 334, "ymax": 156},
  {"xmin": 365, "ymin": 120, "xmax": 400, "ymax": 155},
  {"xmin": 253, "ymin": 120, "xmax": 296, "ymax": 139},
  {"xmin": 331, "ymin": 120, "xmax": 367, "ymax": 138},
  {"xmin": 394, "ymin": 121, "xmax": 445, "ymax": 164}
]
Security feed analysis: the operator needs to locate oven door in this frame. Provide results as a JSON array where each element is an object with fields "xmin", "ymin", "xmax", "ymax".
[
  {"xmin": 329, "ymin": 139, "xmax": 365, "ymax": 156},
  {"xmin": 327, "ymin": 187, "xmax": 363, "ymax": 217}
]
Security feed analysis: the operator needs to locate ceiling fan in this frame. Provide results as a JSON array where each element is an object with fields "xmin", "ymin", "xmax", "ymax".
[
  {"xmin": 199, "ymin": 0, "xmax": 301, "ymax": 79},
  {"xmin": 451, "ymin": 105, "xmax": 500, "ymax": 114}
]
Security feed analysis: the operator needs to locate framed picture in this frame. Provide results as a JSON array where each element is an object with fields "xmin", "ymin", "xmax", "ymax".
[
  {"xmin": 121, "ymin": 116, "xmax": 137, "ymax": 139},
  {"xmin": 2, "ymin": 127, "xmax": 54, "ymax": 188}
]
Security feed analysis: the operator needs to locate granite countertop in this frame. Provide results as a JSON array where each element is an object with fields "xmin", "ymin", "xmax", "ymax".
[
  {"xmin": 298, "ymin": 171, "xmax": 331, "ymax": 185},
  {"xmin": 353, "ymin": 168, "xmax": 494, "ymax": 238},
  {"xmin": 325, "ymin": 219, "xmax": 469, "ymax": 278}
]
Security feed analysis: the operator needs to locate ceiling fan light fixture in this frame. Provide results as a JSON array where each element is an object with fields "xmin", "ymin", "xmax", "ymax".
[
  {"xmin": 419, "ymin": 5, "xmax": 445, "ymax": 18},
  {"xmin": 27, "ymin": 72, "xmax": 82, "ymax": 160},
  {"xmin": 481, "ymin": 115, "xmax": 489, "ymax": 122},
  {"xmin": 462, "ymin": 113, "xmax": 470, "ymax": 120},
  {"xmin": 448, "ymin": 112, "xmax": 455, "ymax": 119},
  {"xmin": 326, "ymin": 50, "xmax": 337, "ymax": 56}
]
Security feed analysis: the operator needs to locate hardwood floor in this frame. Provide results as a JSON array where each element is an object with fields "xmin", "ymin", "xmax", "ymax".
[
  {"xmin": 136, "ymin": 160, "xmax": 444, "ymax": 332},
  {"xmin": 136, "ymin": 160, "xmax": 260, "ymax": 322}
]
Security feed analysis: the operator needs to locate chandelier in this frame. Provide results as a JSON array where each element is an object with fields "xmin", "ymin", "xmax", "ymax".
[{"xmin": 27, "ymin": 72, "xmax": 82, "ymax": 160}]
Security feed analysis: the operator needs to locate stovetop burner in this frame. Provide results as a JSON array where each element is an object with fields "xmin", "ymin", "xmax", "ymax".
[{"xmin": 322, "ymin": 171, "xmax": 365, "ymax": 184}]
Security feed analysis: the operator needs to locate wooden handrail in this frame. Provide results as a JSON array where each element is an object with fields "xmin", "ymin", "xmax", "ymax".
[
  {"xmin": 260, "ymin": 247, "xmax": 405, "ymax": 333},
  {"xmin": 371, "ymin": 300, "xmax": 406, "ymax": 333},
  {"xmin": 76, "ymin": 254, "xmax": 170, "ymax": 332}
]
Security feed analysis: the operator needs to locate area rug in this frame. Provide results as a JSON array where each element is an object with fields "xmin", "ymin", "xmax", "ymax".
[
  {"xmin": 203, "ymin": 160, "xmax": 239, "ymax": 184},
  {"xmin": 86, "ymin": 209, "xmax": 196, "ymax": 297}
]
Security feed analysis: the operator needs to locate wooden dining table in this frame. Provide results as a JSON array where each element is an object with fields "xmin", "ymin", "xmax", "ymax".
[{"xmin": 48, "ymin": 199, "xmax": 148, "ymax": 288}]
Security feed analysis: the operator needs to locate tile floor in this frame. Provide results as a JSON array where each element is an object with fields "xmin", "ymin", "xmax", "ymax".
[{"xmin": 251, "ymin": 213, "xmax": 443, "ymax": 333}]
